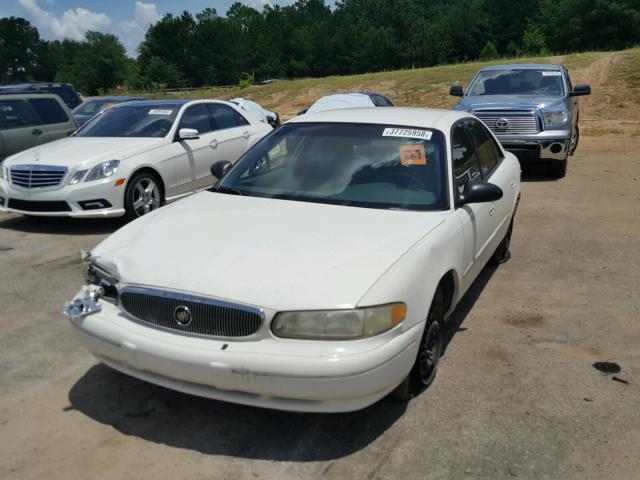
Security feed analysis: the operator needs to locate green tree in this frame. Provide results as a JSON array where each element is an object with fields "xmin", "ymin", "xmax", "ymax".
[
  {"xmin": 0, "ymin": 17, "xmax": 40, "ymax": 81},
  {"xmin": 480, "ymin": 41, "xmax": 499, "ymax": 60}
]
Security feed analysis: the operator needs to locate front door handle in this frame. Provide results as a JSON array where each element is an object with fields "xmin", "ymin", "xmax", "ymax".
[
  {"xmin": 242, "ymin": 131, "xmax": 251, "ymax": 140},
  {"xmin": 510, "ymin": 178, "xmax": 516, "ymax": 189},
  {"xmin": 489, "ymin": 207, "xmax": 496, "ymax": 216},
  {"xmin": 32, "ymin": 128, "xmax": 42, "ymax": 135},
  {"xmin": 209, "ymin": 139, "xmax": 218, "ymax": 149}
]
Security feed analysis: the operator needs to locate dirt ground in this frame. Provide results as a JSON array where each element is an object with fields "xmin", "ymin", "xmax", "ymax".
[{"xmin": 0, "ymin": 134, "xmax": 639, "ymax": 480}]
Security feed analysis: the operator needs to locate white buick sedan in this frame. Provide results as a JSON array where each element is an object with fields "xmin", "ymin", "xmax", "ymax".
[
  {"xmin": 0, "ymin": 100, "xmax": 272, "ymax": 219},
  {"xmin": 64, "ymin": 108, "xmax": 521, "ymax": 412}
]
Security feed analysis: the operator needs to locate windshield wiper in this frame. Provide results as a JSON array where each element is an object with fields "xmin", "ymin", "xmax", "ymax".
[{"xmin": 210, "ymin": 185, "xmax": 244, "ymax": 196}]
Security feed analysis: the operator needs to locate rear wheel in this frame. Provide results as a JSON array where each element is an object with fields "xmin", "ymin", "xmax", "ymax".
[
  {"xmin": 393, "ymin": 287, "xmax": 444, "ymax": 400},
  {"xmin": 124, "ymin": 171, "xmax": 163, "ymax": 221}
]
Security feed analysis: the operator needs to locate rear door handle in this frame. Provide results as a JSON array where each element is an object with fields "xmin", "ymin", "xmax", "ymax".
[
  {"xmin": 242, "ymin": 131, "xmax": 251, "ymax": 140},
  {"xmin": 32, "ymin": 128, "xmax": 42, "ymax": 135},
  {"xmin": 489, "ymin": 207, "xmax": 496, "ymax": 216},
  {"xmin": 209, "ymin": 139, "xmax": 218, "ymax": 149}
]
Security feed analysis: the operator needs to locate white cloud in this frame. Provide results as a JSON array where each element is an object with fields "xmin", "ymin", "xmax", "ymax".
[
  {"xmin": 116, "ymin": 2, "xmax": 160, "ymax": 57},
  {"xmin": 18, "ymin": 0, "xmax": 111, "ymax": 41}
]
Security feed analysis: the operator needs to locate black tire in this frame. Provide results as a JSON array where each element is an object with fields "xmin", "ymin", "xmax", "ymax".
[
  {"xmin": 490, "ymin": 217, "xmax": 514, "ymax": 265},
  {"xmin": 569, "ymin": 124, "xmax": 579, "ymax": 156},
  {"xmin": 393, "ymin": 287, "xmax": 444, "ymax": 400},
  {"xmin": 549, "ymin": 158, "xmax": 567, "ymax": 178},
  {"xmin": 124, "ymin": 171, "xmax": 164, "ymax": 221}
]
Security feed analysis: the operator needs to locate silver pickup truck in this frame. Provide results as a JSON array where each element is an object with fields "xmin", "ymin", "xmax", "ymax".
[{"xmin": 450, "ymin": 64, "xmax": 590, "ymax": 177}]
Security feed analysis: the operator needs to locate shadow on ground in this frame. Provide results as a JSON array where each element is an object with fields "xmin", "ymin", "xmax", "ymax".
[
  {"xmin": 0, "ymin": 215, "xmax": 125, "ymax": 236},
  {"xmin": 67, "ymin": 262, "xmax": 500, "ymax": 461},
  {"xmin": 520, "ymin": 162, "xmax": 560, "ymax": 182}
]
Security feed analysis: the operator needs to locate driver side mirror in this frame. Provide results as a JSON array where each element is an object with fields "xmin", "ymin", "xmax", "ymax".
[
  {"xmin": 457, "ymin": 182, "xmax": 503, "ymax": 207},
  {"xmin": 178, "ymin": 128, "xmax": 199, "ymax": 140},
  {"xmin": 569, "ymin": 84, "xmax": 591, "ymax": 97},
  {"xmin": 450, "ymin": 85, "xmax": 464, "ymax": 97},
  {"xmin": 211, "ymin": 160, "xmax": 232, "ymax": 179}
]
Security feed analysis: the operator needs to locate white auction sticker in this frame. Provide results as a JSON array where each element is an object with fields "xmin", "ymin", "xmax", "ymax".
[
  {"xmin": 542, "ymin": 71, "xmax": 561, "ymax": 76},
  {"xmin": 148, "ymin": 109, "xmax": 173, "ymax": 115},
  {"xmin": 382, "ymin": 127, "xmax": 433, "ymax": 140}
]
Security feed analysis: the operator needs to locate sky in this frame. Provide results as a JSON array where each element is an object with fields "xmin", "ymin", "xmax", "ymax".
[{"xmin": 0, "ymin": 0, "xmax": 296, "ymax": 56}]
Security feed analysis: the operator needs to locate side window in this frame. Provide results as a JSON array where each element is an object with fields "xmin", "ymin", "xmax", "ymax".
[
  {"xmin": 465, "ymin": 119, "xmax": 499, "ymax": 175},
  {"xmin": 178, "ymin": 104, "xmax": 212, "ymax": 134},
  {"xmin": 0, "ymin": 100, "xmax": 38, "ymax": 129},
  {"xmin": 451, "ymin": 123, "xmax": 482, "ymax": 194},
  {"xmin": 28, "ymin": 98, "xmax": 69, "ymax": 124},
  {"xmin": 207, "ymin": 104, "xmax": 249, "ymax": 130}
]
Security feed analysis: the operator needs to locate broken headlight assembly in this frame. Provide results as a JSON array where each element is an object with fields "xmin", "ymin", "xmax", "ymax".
[{"xmin": 63, "ymin": 251, "xmax": 118, "ymax": 321}]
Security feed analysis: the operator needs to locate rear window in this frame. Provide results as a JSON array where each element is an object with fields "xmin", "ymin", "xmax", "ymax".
[{"xmin": 28, "ymin": 98, "xmax": 69, "ymax": 125}]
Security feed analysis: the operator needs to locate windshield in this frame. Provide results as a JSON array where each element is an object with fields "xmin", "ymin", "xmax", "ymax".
[
  {"xmin": 217, "ymin": 122, "xmax": 448, "ymax": 211},
  {"xmin": 76, "ymin": 104, "xmax": 178, "ymax": 137},
  {"xmin": 467, "ymin": 69, "xmax": 565, "ymax": 96},
  {"xmin": 72, "ymin": 99, "xmax": 117, "ymax": 116}
]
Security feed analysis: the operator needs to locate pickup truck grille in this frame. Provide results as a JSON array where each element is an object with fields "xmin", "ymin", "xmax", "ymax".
[
  {"xmin": 475, "ymin": 111, "xmax": 539, "ymax": 135},
  {"xmin": 120, "ymin": 287, "xmax": 265, "ymax": 338},
  {"xmin": 10, "ymin": 165, "xmax": 67, "ymax": 189}
]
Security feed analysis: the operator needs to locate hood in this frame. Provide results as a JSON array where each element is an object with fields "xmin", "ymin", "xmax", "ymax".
[
  {"xmin": 455, "ymin": 95, "xmax": 567, "ymax": 113},
  {"xmin": 4, "ymin": 136, "xmax": 166, "ymax": 169},
  {"xmin": 92, "ymin": 192, "xmax": 445, "ymax": 311}
]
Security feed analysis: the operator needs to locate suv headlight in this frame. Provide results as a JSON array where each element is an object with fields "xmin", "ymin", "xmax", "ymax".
[
  {"xmin": 543, "ymin": 111, "xmax": 569, "ymax": 127},
  {"xmin": 271, "ymin": 303, "xmax": 407, "ymax": 340},
  {"xmin": 85, "ymin": 160, "xmax": 120, "ymax": 182}
]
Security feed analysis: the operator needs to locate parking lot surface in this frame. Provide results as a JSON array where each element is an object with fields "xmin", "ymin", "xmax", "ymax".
[{"xmin": 1, "ymin": 135, "xmax": 639, "ymax": 480}]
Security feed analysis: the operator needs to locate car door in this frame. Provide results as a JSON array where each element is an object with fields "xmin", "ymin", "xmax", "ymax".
[
  {"xmin": 465, "ymin": 118, "xmax": 516, "ymax": 236},
  {"xmin": 451, "ymin": 121, "xmax": 500, "ymax": 284},
  {"xmin": 27, "ymin": 97, "xmax": 77, "ymax": 145},
  {"xmin": 203, "ymin": 104, "xmax": 255, "ymax": 181},
  {"xmin": 167, "ymin": 103, "xmax": 216, "ymax": 196},
  {"xmin": 0, "ymin": 99, "xmax": 41, "ymax": 159}
]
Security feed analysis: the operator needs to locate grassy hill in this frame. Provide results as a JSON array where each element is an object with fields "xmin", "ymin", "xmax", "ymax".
[{"xmin": 150, "ymin": 48, "xmax": 640, "ymax": 137}]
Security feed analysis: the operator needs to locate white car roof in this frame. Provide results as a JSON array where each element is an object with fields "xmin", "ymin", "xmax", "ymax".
[
  {"xmin": 306, "ymin": 93, "xmax": 375, "ymax": 114},
  {"xmin": 288, "ymin": 107, "xmax": 469, "ymax": 132},
  {"xmin": 230, "ymin": 98, "xmax": 276, "ymax": 123}
]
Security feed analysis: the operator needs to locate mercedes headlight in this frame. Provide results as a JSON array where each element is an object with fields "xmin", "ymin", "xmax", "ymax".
[
  {"xmin": 271, "ymin": 303, "xmax": 407, "ymax": 340},
  {"xmin": 68, "ymin": 169, "xmax": 88, "ymax": 185},
  {"xmin": 543, "ymin": 111, "xmax": 569, "ymax": 127},
  {"xmin": 85, "ymin": 160, "xmax": 120, "ymax": 182}
]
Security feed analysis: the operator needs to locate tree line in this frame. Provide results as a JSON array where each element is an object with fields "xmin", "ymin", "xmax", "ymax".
[{"xmin": 1, "ymin": 0, "xmax": 639, "ymax": 95}]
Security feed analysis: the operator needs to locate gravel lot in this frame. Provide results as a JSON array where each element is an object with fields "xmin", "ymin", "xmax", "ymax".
[{"xmin": 1, "ymin": 135, "xmax": 639, "ymax": 480}]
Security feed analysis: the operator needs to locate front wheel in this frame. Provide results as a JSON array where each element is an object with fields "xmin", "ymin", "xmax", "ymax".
[
  {"xmin": 124, "ymin": 172, "xmax": 163, "ymax": 221},
  {"xmin": 569, "ymin": 124, "xmax": 579, "ymax": 156},
  {"xmin": 393, "ymin": 287, "xmax": 444, "ymax": 400}
]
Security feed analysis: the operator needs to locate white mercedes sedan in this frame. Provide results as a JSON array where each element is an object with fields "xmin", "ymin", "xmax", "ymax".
[
  {"xmin": 0, "ymin": 99, "xmax": 272, "ymax": 219},
  {"xmin": 64, "ymin": 108, "xmax": 521, "ymax": 412}
]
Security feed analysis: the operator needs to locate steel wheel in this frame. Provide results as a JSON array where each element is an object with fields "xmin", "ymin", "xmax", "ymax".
[
  {"xmin": 569, "ymin": 124, "xmax": 579, "ymax": 155},
  {"xmin": 417, "ymin": 319, "xmax": 442, "ymax": 385}
]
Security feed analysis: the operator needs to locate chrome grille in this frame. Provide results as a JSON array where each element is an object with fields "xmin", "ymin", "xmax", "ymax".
[
  {"xmin": 119, "ymin": 287, "xmax": 264, "ymax": 338},
  {"xmin": 10, "ymin": 165, "xmax": 67, "ymax": 188},
  {"xmin": 475, "ymin": 111, "xmax": 539, "ymax": 135}
]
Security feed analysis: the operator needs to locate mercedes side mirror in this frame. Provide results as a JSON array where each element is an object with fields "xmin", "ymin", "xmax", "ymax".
[
  {"xmin": 449, "ymin": 85, "xmax": 464, "ymax": 97},
  {"xmin": 178, "ymin": 128, "xmax": 199, "ymax": 140},
  {"xmin": 457, "ymin": 182, "xmax": 503, "ymax": 206},
  {"xmin": 570, "ymin": 84, "xmax": 591, "ymax": 97},
  {"xmin": 211, "ymin": 160, "xmax": 233, "ymax": 179}
]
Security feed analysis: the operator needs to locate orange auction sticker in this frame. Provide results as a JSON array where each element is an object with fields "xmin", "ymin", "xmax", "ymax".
[{"xmin": 400, "ymin": 144, "xmax": 427, "ymax": 166}]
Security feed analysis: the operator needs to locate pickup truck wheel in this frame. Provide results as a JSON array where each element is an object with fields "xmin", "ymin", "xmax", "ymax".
[
  {"xmin": 124, "ymin": 172, "xmax": 164, "ymax": 221},
  {"xmin": 393, "ymin": 287, "xmax": 444, "ymax": 401},
  {"xmin": 569, "ymin": 125, "xmax": 579, "ymax": 155},
  {"xmin": 549, "ymin": 159, "xmax": 567, "ymax": 178}
]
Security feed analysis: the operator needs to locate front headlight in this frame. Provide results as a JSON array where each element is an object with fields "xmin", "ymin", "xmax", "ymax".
[
  {"xmin": 543, "ymin": 111, "xmax": 569, "ymax": 127},
  {"xmin": 68, "ymin": 169, "xmax": 88, "ymax": 185},
  {"xmin": 271, "ymin": 303, "xmax": 407, "ymax": 340},
  {"xmin": 85, "ymin": 160, "xmax": 120, "ymax": 182}
]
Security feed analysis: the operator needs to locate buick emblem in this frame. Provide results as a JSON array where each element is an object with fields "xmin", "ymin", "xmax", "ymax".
[
  {"xmin": 174, "ymin": 305, "xmax": 192, "ymax": 326},
  {"xmin": 495, "ymin": 118, "xmax": 510, "ymax": 129}
]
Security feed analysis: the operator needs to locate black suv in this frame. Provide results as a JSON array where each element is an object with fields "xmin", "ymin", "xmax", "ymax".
[{"xmin": 0, "ymin": 83, "xmax": 83, "ymax": 109}]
